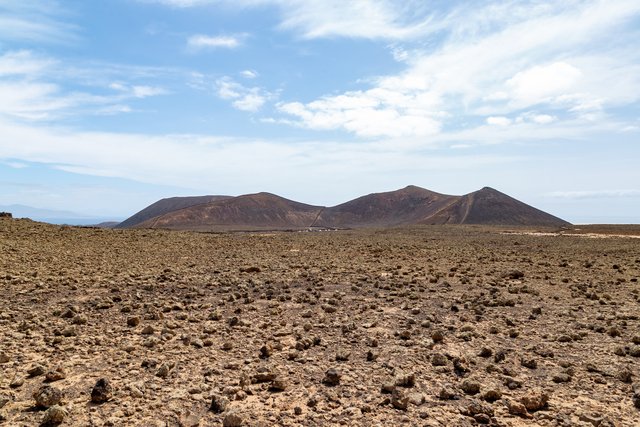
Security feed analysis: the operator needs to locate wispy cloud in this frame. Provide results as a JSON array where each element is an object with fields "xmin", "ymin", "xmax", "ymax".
[
  {"xmin": 187, "ymin": 34, "xmax": 244, "ymax": 50},
  {"xmin": 275, "ymin": 1, "xmax": 640, "ymax": 138},
  {"xmin": 0, "ymin": 51, "xmax": 170, "ymax": 121},
  {"xmin": 0, "ymin": 118, "xmax": 519, "ymax": 204},
  {"xmin": 144, "ymin": 0, "xmax": 436, "ymax": 40},
  {"xmin": 216, "ymin": 76, "xmax": 273, "ymax": 112},
  {"xmin": 0, "ymin": 1, "xmax": 79, "ymax": 44},
  {"xmin": 240, "ymin": 69, "xmax": 258, "ymax": 79}
]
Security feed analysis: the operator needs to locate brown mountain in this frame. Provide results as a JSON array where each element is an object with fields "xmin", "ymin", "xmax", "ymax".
[
  {"xmin": 422, "ymin": 187, "xmax": 570, "ymax": 227},
  {"xmin": 120, "ymin": 186, "xmax": 570, "ymax": 230},
  {"xmin": 312, "ymin": 185, "xmax": 455, "ymax": 228},
  {"xmin": 116, "ymin": 195, "xmax": 231, "ymax": 229},
  {"xmin": 137, "ymin": 192, "xmax": 324, "ymax": 231}
]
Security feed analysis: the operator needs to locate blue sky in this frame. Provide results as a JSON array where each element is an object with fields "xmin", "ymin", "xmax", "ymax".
[{"xmin": 0, "ymin": 0, "xmax": 639, "ymax": 223}]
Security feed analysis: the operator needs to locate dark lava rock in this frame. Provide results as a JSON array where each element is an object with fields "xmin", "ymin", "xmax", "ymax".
[{"xmin": 91, "ymin": 378, "xmax": 113, "ymax": 403}]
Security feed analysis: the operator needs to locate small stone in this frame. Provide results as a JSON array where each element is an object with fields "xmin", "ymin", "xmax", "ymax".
[
  {"xmin": 520, "ymin": 389, "xmax": 549, "ymax": 412},
  {"xmin": 61, "ymin": 326, "xmax": 76, "ymax": 337},
  {"xmin": 431, "ymin": 330, "xmax": 445, "ymax": 343},
  {"xmin": 28, "ymin": 364, "xmax": 47, "ymax": 377},
  {"xmin": 223, "ymin": 411, "xmax": 244, "ymax": 427},
  {"xmin": 438, "ymin": 384, "xmax": 457, "ymax": 400},
  {"xmin": 127, "ymin": 316, "xmax": 140, "ymax": 327},
  {"xmin": 398, "ymin": 330, "xmax": 411, "ymax": 340},
  {"xmin": 557, "ymin": 334, "xmax": 572, "ymax": 343},
  {"xmin": 506, "ymin": 399, "xmax": 529, "ymax": 417},
  {"xmin": 391, "ymin": 387, "xmax": 409, "ymax": 410},
  {"xmin": 335, "ymin": 349, "xmax": 351, "ymax": 361},
  {"xmin": 259, "ymin": 344, "xmax": 273, "ymax": 359},
  {"xmin": 520, "ymin": 357, "xmax": 537, "ymax": 369},
  {"xmin": 431, "ymin": 353, "xmax": 448, "ymax": 366},
  {"xmin": 210, "ymin": 395, "xmax": 228, "ymax": 414},
  {"xmin": 474, "ymin": 413, "xmax": 491, "ymax": 424},
  {"xmin": 222, "ymin": 342, "xmax": 233, "ymax": 351},
  {"xmin": 366, "ymin": 350, "xmax": 378, "ymax": 362},
  {"xmin": 45, "ymin": 366, "xmax": 67, "ymax": 382},
  {"xmin": 91, "ymin": 378, "xmax": 113, "ymax": 403},
  {"xmin": 10, "ymin": 375, "xmax": 25, "ymax": 388},
  {"xmin": 323, "ymin": 368, "xmax": 341, "ymax": 386},
  {"xmin": 552, "ymin": 373, "xmax": 571, "ymax": 383},
  {"xmin": 482, "ymin": 388, "xmax": 502, "ymax": 402},
  {"xmin": 579, "ymin": 413, "xmax": 606, "ymax": 427},
  {"xmin": 0, "ymin": 352, "xmax": 9, "ymax": 364},
  {"xmin": 408, "ymin": 392, "xmax": 425, "ymax": 406},
  {"xmin": 617, "ymin": 368, "xmax": 633, "ymax": 384},
  {"xmin": 632, "ymin": 384, "xmax": 640, "ymax": 409},
  {"xmin": 461, "ymin": 379, "xmax": 481, "ymax": 395},
  {"xmin": 478, "ymin": 347, "xmax": 493, "ymax": 358},
  {"xmin": 394, "ymin": 372, "xmax": 416, "ymax": 388},
  {"xmin": 629, "ymin": 346, "xmax": 640, "ymax": 357},
  {"xmin": 155, "ymin": 362, "xmax": 174, "ymax": 378},
  {"xmin": 453, "ymin": 357, "xmax": 470, "ymax": 375},
  {"xmin": 502, "ymin": 270, "xmax": 524, "ymax": 280},
  {"xmin": 34, "ymin": 385, "xmax": 64, "ymax": 408},
  {"xmin": 141, "ymin": 325, "xmax": 154, "ymax": 335},
  {"xmin": 72, "ymin": 314, "xmax": 88, "ymax": 325},
  {"xmin": 294, "ymin": 406, "xmax": 302, "ymax": 415},
  {"xmin": 42, "ymin": 405, "xmax": 67, "ymax": 425},
  {"xmin": 270, "ymin": 376, "xmax": 288, "ymax": 392}
]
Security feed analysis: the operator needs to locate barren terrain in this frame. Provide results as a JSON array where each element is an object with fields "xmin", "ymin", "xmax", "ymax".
[{"xmin": 1, "ymin": 218, "xmax": 639, "ymax": 426}]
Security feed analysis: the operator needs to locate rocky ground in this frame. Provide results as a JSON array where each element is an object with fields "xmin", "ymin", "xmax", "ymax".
[{"xmin": 0, "ymin": 218, "xmax": 639, "ymax": 426}]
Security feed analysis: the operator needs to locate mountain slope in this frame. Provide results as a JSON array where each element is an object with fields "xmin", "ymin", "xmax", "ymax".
[
  {"xmin": 119, "ymin": 186, "xmax": 571, "ymax": 230},
  {"xmin": 136, "ymin": 192, "xmax": 324, "ymax": 230},
  {"xmin": 423, "ymin": 187, "xmax": 571, "ymax": 226},
  {"xmin": 116, "ymin": 195, "xmax": 231, "ymax": 229},
  {"xmin": 314, "ymin": 185, "xmax": 457, "ymax": 228}
]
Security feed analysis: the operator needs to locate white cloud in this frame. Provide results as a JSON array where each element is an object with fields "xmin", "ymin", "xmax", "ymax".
[
  {"xmin": 530, "ymin": 114, "xmax": 557, "ymax": 124},
  {"xmin": 240, "ymin": 69, "xmax": 258, "ymax": 79},
  {"xmin": 215, "ymin": 76, "xmax": 271, "ymax": 112},
  {"xmin": 0, "ymin": 51, "xmax": 169, "ymax": 120},
  {"xmin": 132, "ymin": 85, "xmax": 168, "ymax": 98},
  {"xmin": 146, "ymin": 0, "xmax": 435, "ymax": 40},
  {"xmin": 506, "ymin": 62, "xmax": 582, "ymax": 107},
  {"xmin": 0, "ymin": 50, "xmax": 55, "ymax": 76},
  {"xmin": 486, "ymin": 116, "xmax": 511, "ymax": 126},
  {"xmin": 0, "ymin": 1, "xmax": 78, "ymax": 44},
  {"xmin": 0, "ymin": 118, "xmax": 520, "ymax": 205},
  {"xmin": 187, "ymin": 34, "xmax": 242, "ymax": 50},
  {"xmin": 276, "ymin": 1, "xmax": 640, "ymax": 139}
]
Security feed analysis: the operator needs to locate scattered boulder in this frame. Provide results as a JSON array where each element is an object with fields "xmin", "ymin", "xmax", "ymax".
[
  {"xmin": 223, "ymin": 410, "xmax": 244, "ymax": 427},
  {"xmin": 391, "ymin": 387, "xmax": 409, "ymax": 410},
  {"xmin": 42, "ymin": 405, "xmax": 67, "ymax": 425},
  {"xmin": 91, "ymin": 378, "xmax": 113, "ymax": 403},
  {"xmin": 520, "ymin": 389, "xmax": 549, "ymax": 412},
  {"xmin": 210, "ymin": 395, "xmax": 229, "ymax": 414},
  {"xmin": 34, "ymin": 385, "xmax": 63, "ymax": 408},
  {"xmin": 45, "ymin": 366, "xmax": 67, "ymax": 383},
  {"xmin": 323, "ymin": 368, "xmax": 341, "ymax": 386}
]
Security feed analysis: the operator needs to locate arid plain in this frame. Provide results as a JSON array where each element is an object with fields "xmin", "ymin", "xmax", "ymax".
[{"xmin": 1, "ymin": 218, "xmax": 639, "ymax": 426}]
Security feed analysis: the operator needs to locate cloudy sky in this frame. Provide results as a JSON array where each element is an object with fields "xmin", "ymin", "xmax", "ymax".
[{"xmin": 1, "ymin": 0, "xmax": 639, "ymax": 223}]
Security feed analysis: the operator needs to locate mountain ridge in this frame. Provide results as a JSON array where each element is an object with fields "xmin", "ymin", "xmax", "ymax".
[{"xmin": 118, "ymin": 185, "xmax": 570, "ymax": 230}]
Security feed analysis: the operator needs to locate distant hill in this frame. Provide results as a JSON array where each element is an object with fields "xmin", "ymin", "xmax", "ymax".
[
  {"xmin": 422, "ymin": 187, "xmax": 570, "ymax": 227},
  {"xmin": 137, "ymin": 192, "xmax": 323, "ymax": 231},
  {"xmin": 0, "ymin": 204, "xmax": 121, "ymax": 226},
  {"xmin": 312, "ymin": 185, "xmax": 455, "ymax": 228},
  {"xmin": 118, "ymin": 186, "xmax": 570, "ymax": 230},
  {"xmin": 115, "ymin": 195, "xmax": 231, "ymax": 228}
]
